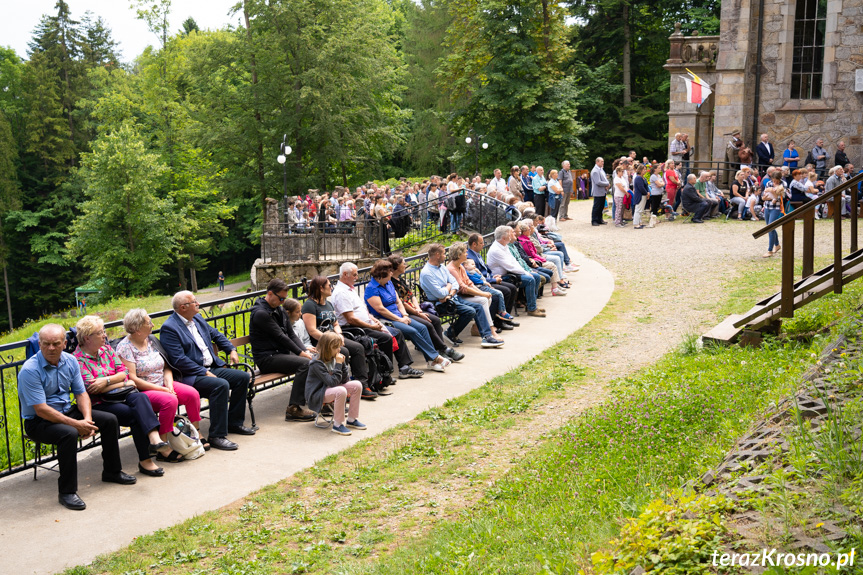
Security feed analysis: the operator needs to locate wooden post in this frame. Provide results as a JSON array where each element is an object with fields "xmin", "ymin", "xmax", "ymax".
[
  {"xmin": 834, "ymin": 204, "xmax": 843, "ymax": 294},
  {"xmin": 802, "ymin": 210, "xmax": 815, "ymax": 278},
  {"xmin": 781, "ymin": 221, "xmax": 795, "ymax": 318},
  {"xmin": 852, "ymin": 185, "xmax": 859, "ymax": 253}
]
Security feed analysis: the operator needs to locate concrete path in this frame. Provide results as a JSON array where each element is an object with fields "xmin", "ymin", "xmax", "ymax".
[{"xmin": 0, "ymin": 251, "xmax": 613, "ymax": 575}]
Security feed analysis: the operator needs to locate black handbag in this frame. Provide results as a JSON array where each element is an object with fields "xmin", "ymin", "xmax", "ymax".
[{"xmin": 101, "ymin": 385, "xmax": 139, "ymax": 404}]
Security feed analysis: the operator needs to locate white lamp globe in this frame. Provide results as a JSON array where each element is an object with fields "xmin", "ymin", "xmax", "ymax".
[
  {"xmin": 277, "ymin": 155, "xmax": 286, "ymax": 164},
  {"xmin": 285, "ymin": 146, "xmax": 292, "ymax": 155},
  {"xmin": 465, "ymin": 137, "xmax": 472, "ymax": 144},
  {"xmin": 482, "ymin": 142, "xmax": 489, "ymax": 149}
]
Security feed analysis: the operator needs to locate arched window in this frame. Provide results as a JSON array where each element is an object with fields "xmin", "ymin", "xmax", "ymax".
[{"xmin": 791, "ymin": 0, "xmax": 827, "ymax": 99}]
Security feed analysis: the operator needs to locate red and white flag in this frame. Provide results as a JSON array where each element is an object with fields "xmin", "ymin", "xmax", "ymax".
[{"xmin": 680, "ymin": 69, "xmax": 712, "ymax": 105}]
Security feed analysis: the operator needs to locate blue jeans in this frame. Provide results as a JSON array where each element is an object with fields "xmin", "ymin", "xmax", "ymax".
[
  {"xmin": 193, "ymin": 367, "xmax": 250, "ymax": 438},
  {"xmin": 479, "ymin": 285, "xmax": 506, "ymax": 315},
  {"xmin": 390, "ymin": 319, "xmax": 439, "ymax": 361},
  {"xmin": 450, "ymin": 211, "xmax": 463, "ymax": 232},
  {"xmin": 764, "ymin": 207, "xmax": 782, "ymax": 251},
  {"xmin": 503, "ymin": 273, "xmax": 538, "ymax": 312},
  {"xmin": 552, "ymin": 241, "xmax": 570, "ymax": 264},
  {"xmin": 534, "ymin": 266, "xmax": 553, "ymax": 281},
  {"xmin": 453, "ymin": 295, "xmax": 492, "ymax": 338},
  {"xmin": 543, "ymin": 251, "xmax": 565, "ymax": 276},
  {"xmin": 441, "ymin": 299, "xmax": 476, "ymax": 339}
]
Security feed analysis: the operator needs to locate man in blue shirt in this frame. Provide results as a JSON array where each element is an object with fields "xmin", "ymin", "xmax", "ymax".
[
  {"xmin": 420, "ymin": 243, "xmax": 504, "ymax": 348},
  {"xmin": 466, "ymin": 233, "xmax": 519, "ymax": 323},
  {"xmin": 18, "ymin": 324, "xmax": 133, "ymax": 511}
]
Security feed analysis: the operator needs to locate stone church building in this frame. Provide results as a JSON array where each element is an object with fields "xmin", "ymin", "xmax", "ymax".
[{"xmin": 665, "ymin": 0, "xmax": 862, "ymax": 184}]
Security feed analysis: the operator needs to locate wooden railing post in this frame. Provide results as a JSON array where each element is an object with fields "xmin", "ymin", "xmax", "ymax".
[
  {"xmin": 834, "ymin": 206, "xmax": 843, "ymax": 294},
  {"xmin": 802, "ymin": 210, "xmax": 815, "ymax": 278},
  {"xmin": 852, "ymin": 184, "xmax": 859, "ymax": 253},
  {"xmin": 781, "ymin": 221, "xmax": 795, "ymax": 318}
]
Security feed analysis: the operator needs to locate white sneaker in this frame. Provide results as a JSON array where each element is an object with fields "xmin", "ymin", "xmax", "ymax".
[
  {"xmin": 552, "ymin": 288, "xmax": 568, "ymax": 296},
  {"xmin": 564, "ymin": 264, "xmax": 579, "ymax": 272},
  {"xmin": 427, "ymin": 360, "xmax": 445, "ymax": 372}
]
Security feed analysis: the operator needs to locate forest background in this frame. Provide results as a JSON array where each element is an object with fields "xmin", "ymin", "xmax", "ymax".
[{"xmin": 0, "ymin": 0, "xmax": 719, "ymax": 332}]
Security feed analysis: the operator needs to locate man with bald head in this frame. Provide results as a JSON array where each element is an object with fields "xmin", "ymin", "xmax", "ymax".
[
  {"xmin": 160, "ymin": 291, "xmax": 252, "ymax": 451},
  {"xmin": 18, "ymin": 324, "xmax": 133, "ymax": 510}
]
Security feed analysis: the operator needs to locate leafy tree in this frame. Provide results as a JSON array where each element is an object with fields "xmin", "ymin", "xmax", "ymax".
[
  {"xmin": 180, "ymin": 17, "xmax": 200, "ymax": 36},
  {"xmin": 68, "ymin": 123, "xmax": 177, "ymax": 296},
  {"xmin": 0, "ymin": 111, "xmax": 21, "ymax": 330}
]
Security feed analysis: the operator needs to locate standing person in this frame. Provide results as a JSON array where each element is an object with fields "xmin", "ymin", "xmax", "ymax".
[
  {"xmin": 18, "ymin": 324, "xmax": 136, "ymax": 510},
  {"xmin": 373, "ymin": 195, "xmax": 392, "ymax": 255},
  {"xmin": 835, "ymin": 141, "xmax": 850, "ymax": 168},
  {"xmin": 632, "ymin": 164, "xmax": 649, "ymax": 229},
  {"xmin": 590, "ymin": 157, "xmax": 610, "ymax": 226},
  {"xmin": 670, "ymin": 133, "xmax": 686, "ymax": 165},
  {"xmin": 812, "ymin": 138, "xmax": 830, "ymax": 179},
  {"xmin": 558, "ymin": 161, "xmax": 574, "ymax": 221},
  {"xmin": 520, "ymin": 166, "xmax": 534, "ymax": 203},
  {"xmin": 531, "ymin": 166, "xmax": 548, "ymax": 217},
  {"xmin": 612, "ymin": 166, "xmax": 628, "ymax": 227},
  {"xmin": 305, "ymin": 332, "xmax": 365, "ymax": 436},
  {"xmin": 507, "ymin": 166, "xmax": 523, "ymax": 201},
  {"xmin": 217, "ymin": 271, "xmax": 225, "ymax": 292},
  {"xmin": 160, "ymin": 291, "xmax": 253, "ymax": 451},
  {"xmin": 724, "ymin": 130, "xmax": 743, "ymax": 188},
  {"xmin": 783, "ymin": 141, "xmax": 800, "ymax": 169},
  {"xmin": 648, "ymin": 163, "xmax": 665, "ymax": 218},
  {"xmin": 664, "ymin": 159, "xmax": 681, "ymax": 212},
  {"xmin": 756, "ymin": 134, "xmax": 775, "ymax": 175},
  {"xmin": 547, "ymin": 169, "xmax": 564, "ymax": 220},
  {"xmin": 488, "ymin": 169, "xmax": 507, "ymax": 198},
  {"xmin": 762, "ymin": 174, "xmax": 784, "ymax": 257},
  {"xmin": 681, "ymin": 134, "xmax": 691, "ymax": 179}
]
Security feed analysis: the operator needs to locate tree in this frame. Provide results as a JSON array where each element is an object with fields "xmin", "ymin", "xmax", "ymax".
[
  {"xmin": 67, "ymin": 123, "xmax": 178, "ymax": 296},
  {"xmin": 0, "ymin": 111, "xmax": 21, "ymax": 330},
  {"xmin": 180, "ymin": 17, "xmax": 200, "ymax": 36}
]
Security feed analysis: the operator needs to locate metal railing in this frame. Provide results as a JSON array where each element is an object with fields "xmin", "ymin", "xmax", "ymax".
[
  {"xmin": 733, "ymin": 171, "xmax": 863, "ymax": 328},
  {"xmin": 0, "ymin": 193, "xmax": 521, "ymax": 480}
]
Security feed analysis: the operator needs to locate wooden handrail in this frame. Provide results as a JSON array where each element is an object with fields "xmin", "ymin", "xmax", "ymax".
[{"xmin": 752, "ymin": 171, "xmax": 863, "ymax": 239}]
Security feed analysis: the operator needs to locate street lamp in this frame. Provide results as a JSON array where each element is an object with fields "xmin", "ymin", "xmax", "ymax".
[
  {"xmin": 465, "ymin": 129, "xmax": 487, "ymax": 176},
  {"xmin": 278, "ymin": 134, "xmax": 293, "ymax": 222}
]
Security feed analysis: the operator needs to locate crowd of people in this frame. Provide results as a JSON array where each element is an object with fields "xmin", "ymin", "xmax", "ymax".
[{"xmin": 17, "ymin": 218, "xmax": 579, "ymax": 510}]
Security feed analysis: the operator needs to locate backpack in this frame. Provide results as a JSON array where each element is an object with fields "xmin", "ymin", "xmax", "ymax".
[
  {"xmin": 343, "ymin": 331, "xmax": 394, "ymax": 391},
  {"xmin": 804, "ymin": 150, "xmax": 815, "ymax": 167},
  {"xmin": 64, "ymin": 327, "xmax": 78, "ymax": 354},
  {"xmin": 452, "ymin": 192, "xmax": 466, "ymax": 214}
]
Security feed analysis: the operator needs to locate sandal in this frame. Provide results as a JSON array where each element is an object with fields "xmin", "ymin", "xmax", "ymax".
[
  {"xmin": 201, "ymin": 438, "xmax": 210, "ymax": 451},
  {"xmin": 155, "ymin": 450, "xmax": 185, "ymax": 463}
]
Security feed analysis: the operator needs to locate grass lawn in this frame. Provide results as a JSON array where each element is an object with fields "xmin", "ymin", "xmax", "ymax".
[{"xmin": 62, "ymin": 253, "xmax": 863, "ymax": 574}]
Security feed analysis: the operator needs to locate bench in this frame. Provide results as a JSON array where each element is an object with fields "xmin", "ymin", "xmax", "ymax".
[{"xmin": 221, "ymin": 335, "xmax": 292, "ymax": 430}]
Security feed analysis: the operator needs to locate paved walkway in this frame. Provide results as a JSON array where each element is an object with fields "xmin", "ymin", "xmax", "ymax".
[{"xmin": 0, "ymin": 245, "xmax": 613, "ymax": 575}]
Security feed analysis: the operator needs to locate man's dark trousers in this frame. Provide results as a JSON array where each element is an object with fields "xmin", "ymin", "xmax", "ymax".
[
  {"xmin": 591, "ymin": 195, "xmax": 606, "ymax": 224},
  {"xmin": 691, "ymin": 201, "xmax": 710, "ymax": 221},
  {"xmin": 24, "ymin": 407, "xmax": 121, "ymax": 494},
  {"xmin": 439, "ymin": 299, "xmax": 477, "ymax": 337},
  {"xmin": 258, "ymin": 354, "xmax": 310, "ymax": 407},
  {"xmin": 193, "ymin": 367, "xmax": 250, "ymax": 438}
]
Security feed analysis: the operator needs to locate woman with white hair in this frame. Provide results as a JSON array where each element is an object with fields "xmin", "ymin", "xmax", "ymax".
[
  {"xmin": 74, "ymin": 315, "xmax": 175, "ymax": 476},
  {"xmin": 116, "ymin": 309, "xmax": 203, "ymax": 457}
]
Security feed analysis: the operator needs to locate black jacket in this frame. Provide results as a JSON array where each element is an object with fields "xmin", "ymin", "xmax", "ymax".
[
  {"xmin": 248, "ymin": 297, "xmax": 306, "ymax": 363},
  {"xmin": 680, "ymin": 183, "xmax": 705, "ymax": 213}
]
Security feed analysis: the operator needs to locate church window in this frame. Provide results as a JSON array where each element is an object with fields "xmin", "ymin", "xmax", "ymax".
[{"xmin": 791, "ymin": 0, "xmax": 827, "ymax": 99}]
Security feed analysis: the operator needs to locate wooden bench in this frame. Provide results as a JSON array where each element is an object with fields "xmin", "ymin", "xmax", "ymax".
[{"xmin": 222, "ymin": 336, "xmax": 291, "ymax": 430}]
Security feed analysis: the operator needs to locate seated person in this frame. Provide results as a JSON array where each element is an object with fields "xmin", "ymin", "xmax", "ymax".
[
  {"xmin": 301, "ymin": 276, "xmax": 378, "ymax": 398},
  {"xmin": 74, "ymin": 315, "xmax": 173, "ymax": 474},
  {"xmin": 18, "ymin": 324, "xmax": 135, "ymax": 511},
  {"xmin": 466, "ymin": 233, "xmax": 519, "ymax": 319},
  {"xmin": 729, "ymin": 171, "xmax": 748, "ymax": 219},
  {"xmin": 463, "ymin": 258, "xmax": 514, "ymax": 330},
  {"xmin": 507, "ymin": 222, "xmax": 553, "ymax": 291},
  {"xmin": 160, "ymin": 291, "xmax": 253, "ymax": 451},
  {"xmin": 331, "ymin": 263, "xmax": 424, "ymax": 379},
  {"xmin": 680, "ymin": 174, "xmax": 709, "ymax": 223},
  {"xmin": 387, "ymin": 255, "xmax": 464, "ymax": 362},
  {"xmin": 529, "ymin": 215, "xmax": 577, "ymax": 272},
  {"xmin": 116, "ymin": 308, "xmax": 203, "ymax": 455},
  {"xmin": 516, "ymin": 222, "xmax": 568, "ymax": 295},
  {"xmin": 420, "ymin": 243, "xmax": 504, "ymax": 348},
  {"xmin": 249, "ymin": 278, "xmax": 316, "ymax": 422},
  {"xmin": 447, "ymin": 242, "xmax": 508, "ymax": 337},
  {"xmin": 284, "ymin": 298, "xmax": 313, "ymax": 348},
  {"xmin": 486, "ymin": 225, "xmax": 544, "ymax": 317},
  {"xmin": 788, "ymin": 169, "xmax": 813, "ymax": 203},
  {"xmin": 364, "ymin": 260, "xmax": 451, "ymax": 372},
  {"xmin": 305, "ymin": 332, "xmax": 366, "ymax": 436}
]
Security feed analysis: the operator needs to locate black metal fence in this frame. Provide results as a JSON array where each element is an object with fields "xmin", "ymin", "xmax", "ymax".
[{"xmin": 0, "ymin": 194, "xmax": 520, "ymax": 480}]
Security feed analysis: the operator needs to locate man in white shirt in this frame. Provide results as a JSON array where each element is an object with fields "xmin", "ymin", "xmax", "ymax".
[
  {"xmin": 331, "ymin": 262, "xmax": 424, "ymax": 378},
  {"xmin": 486, "ymin": 226, "xmax": 543, "ymax": 316},
  {"xmin": 488, "ymin": 169, "xmax": 508, "ymax": 199}
]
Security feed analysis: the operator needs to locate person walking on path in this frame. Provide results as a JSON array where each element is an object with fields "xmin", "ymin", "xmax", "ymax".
[
  {"xmin": 218, "ymin": 272, "xmax": 225, "ymax": 292},
  {"xmin": 590, "ymin": 157, "xmax": 609, "ymax": 226}
]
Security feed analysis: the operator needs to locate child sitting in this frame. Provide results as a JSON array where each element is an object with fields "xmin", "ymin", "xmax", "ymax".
[
  {"xmin": 304, "ymin": 332, "xmax": 366, "ymax": 436},
  {"xmin": 463, "ymin": 259, "xmax": 516, "ymax": 325}
]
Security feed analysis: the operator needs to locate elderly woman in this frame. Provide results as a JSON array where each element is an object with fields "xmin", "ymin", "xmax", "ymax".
[
  {"xmin": 507, "ymin": 166, "xmax": 523, "ymax": 201},
  {"xmin": 365, "ymin": 260, "xmax": 451, "ymax": 372},
  {"xmin": 547, "ymin": 169, "xmax": 564, "ymax": 219},
  {"xmin": 524, "ymin": 218, "xmax": 571, "ymax": 279},
  {"xmin": 73, "ymin": 315, "xmax": 174, "ymax": 476},
  {"xmin": 115, "ymin": 309, "xmax": 203, "ymax": 456},
  {"xmin": 516, "ymin": 222, "xmax": 568, "ymax": 295},
  {"xmin": 446, "ymin": 242, "xmax": 504, "ymax": 340},
  {"xmin": 387, "ymin": 255, "xmax": 464, "ymax": 362}
]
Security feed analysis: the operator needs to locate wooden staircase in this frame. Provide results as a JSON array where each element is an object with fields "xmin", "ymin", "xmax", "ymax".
[{"xmin": 704, "ymin": 172, "xmax": 863, "ymax": 345}]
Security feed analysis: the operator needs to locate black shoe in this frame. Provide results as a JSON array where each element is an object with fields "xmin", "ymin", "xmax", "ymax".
[
  {"xmin": 148, "ymin": 441, "xmax": 169, "ymax": 455},
  {"xmin": 444, "ymin": 347, "xmax": 465, "ymax": 362},
  {"xmin": 592, "ymin": 222, "xmax": 601, "ymax": 226},
  {"xmin": 207, "ymin": 436, "xmax": 239, "ymax": 451},
  {"xmin": 361, "ymin": 386, "xmax": 378, "ymax": 400},
  {"xmin": 102, "ymin": 471, "xmax": 137, "ymax": 485},
  {"xmin": 59, "ymin": 492, "xmax": 86, "ymax": 510},
  {"xmin": 137, "ymin": 463, "xmax": 165, "ymax": 477},
  {"xmin": 599, "ymin": 221, "xmax": 608, "ymax": 225},
  {"xmin": 444, "ymin": 330, "xmax": 463, "ymax": 345},
  {"xmin": 498, "ymin": 323, "xmax": 514, "ymax": 330},
  {"xmin": 506, "ymin": 319, "xmax": 520, "ymax": 327},
  {"xmin": 692, "ymin": 219, "xmax": 705, "ymax": 223},
  {"xmin": 228, "ymin": 425, "xmax": 256, "ymax": 436}
]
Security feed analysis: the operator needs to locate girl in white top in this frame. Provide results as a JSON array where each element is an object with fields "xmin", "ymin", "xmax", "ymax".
[{"xmin": 612, "ymin": 166, "xmax": 628, "ymax": 227}]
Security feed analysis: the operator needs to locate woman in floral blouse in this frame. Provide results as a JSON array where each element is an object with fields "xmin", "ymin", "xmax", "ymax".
[
  {"xmin": 74, "ymin": 315, "xmax": 174, "ymax": 477},
  {"xmin": 116, "ymin": 308, "xmax": 203, "ymax": 455}
]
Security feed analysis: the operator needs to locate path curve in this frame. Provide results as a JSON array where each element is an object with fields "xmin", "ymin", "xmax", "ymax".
[{"xmin": 0, "ymin": 253, "xmax": 614, "ymax": 575}]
